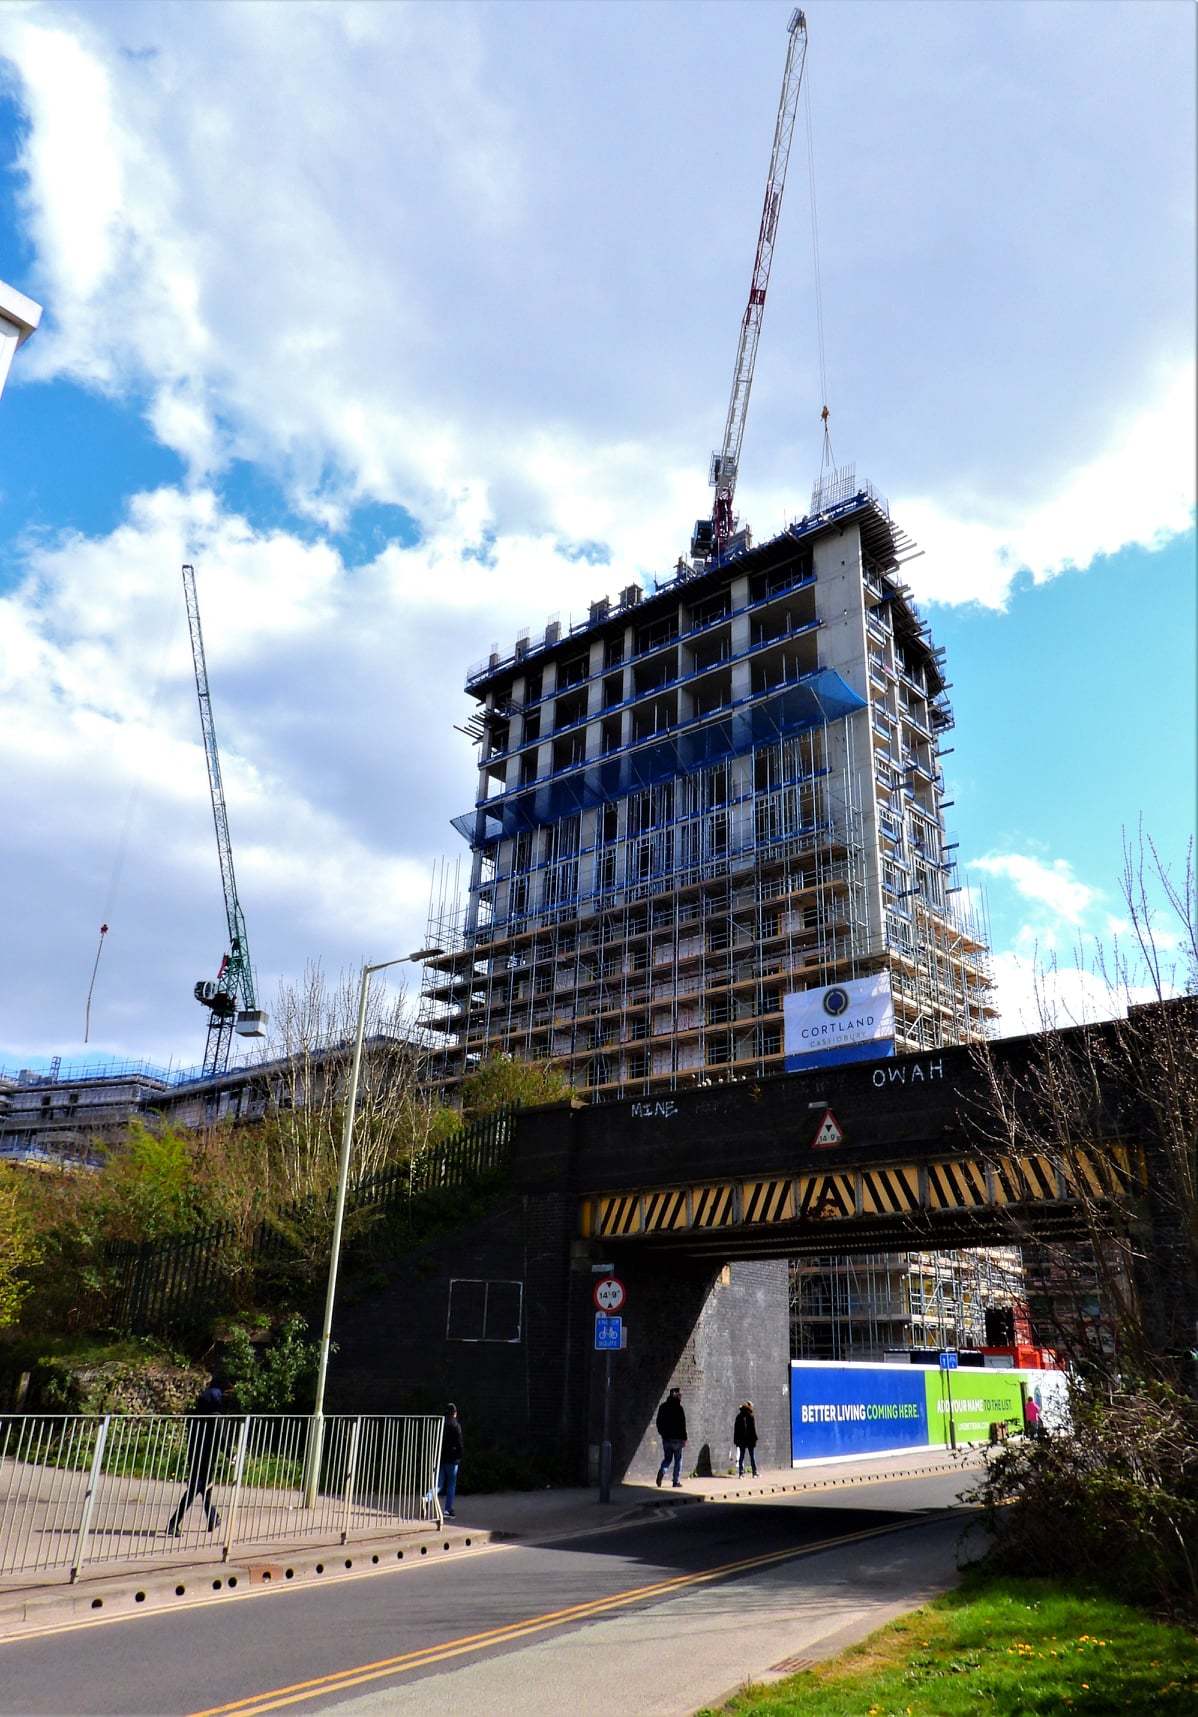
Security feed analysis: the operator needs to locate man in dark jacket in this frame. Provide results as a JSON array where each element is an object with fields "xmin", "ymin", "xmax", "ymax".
[
  {"xmin": 655, "ymin": 1386, "xmax": 687, "ymax": 1488},
  {"xmin": 438, "ymin": 1404, "xmax": 464, "ymax": 1518},
  {"xmin": 733, "ymin": 1401, "xmax": 758, "ymax": 1477},
  {"xmin": 165, "ymin": 1377, "xmax": 227, "ymax": 1536}
]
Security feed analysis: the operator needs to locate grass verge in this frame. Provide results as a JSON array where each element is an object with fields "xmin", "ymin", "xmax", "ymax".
[{"xmin": 701, "ymin": 1572, "xmax": 1198, "ymax": 1716}]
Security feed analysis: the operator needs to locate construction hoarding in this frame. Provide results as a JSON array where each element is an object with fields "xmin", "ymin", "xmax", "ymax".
[{"xmin": 789, "ymin": 1360, "xmax": 1068, "ymax": 1464}]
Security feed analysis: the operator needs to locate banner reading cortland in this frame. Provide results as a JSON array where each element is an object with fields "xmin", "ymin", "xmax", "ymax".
[{"xmin": 783, "ymin": 973, "xmax": 895, "ymax": 1070}]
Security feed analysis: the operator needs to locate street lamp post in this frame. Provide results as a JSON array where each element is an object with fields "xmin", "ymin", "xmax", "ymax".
[
  {"xmin": 303, "ymin": 945, "xmax": 444, "ymax": 1507},
  {"xmin": 0, "ymin": 279, "xmax": 42, "ymax": 401}
]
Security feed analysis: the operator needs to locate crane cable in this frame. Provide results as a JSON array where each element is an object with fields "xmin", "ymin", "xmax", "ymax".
[
  {"xmin": 83, "ymin": 589, "xmax": 182, "ymax": 1041},
  {"xmin": 83, "ymin": 925, "xmax": 108, "ymax": 1043},
  {"xmin": 802, "ymin": 66, "xmax": 835, "ymax": 476}
]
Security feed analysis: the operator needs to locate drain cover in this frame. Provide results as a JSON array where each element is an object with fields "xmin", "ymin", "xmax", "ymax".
[{"xmin": 769, "ymin": 1654, "xmax": 815, "ymax": 1674}]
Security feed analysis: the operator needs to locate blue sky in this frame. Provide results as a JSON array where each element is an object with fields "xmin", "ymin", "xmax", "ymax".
[{"xmin": 0, "ymin": 0, "xmax": 1194, "ymax": 1069}]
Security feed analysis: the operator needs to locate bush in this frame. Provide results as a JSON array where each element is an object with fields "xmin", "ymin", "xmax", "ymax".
[
  {"xmin": 0, "ymin": 1165, "xmax": 43, "ymax": 1329},
  {"xmin": 460, "ymin": 1054, "xmax": 569, "ymax": 1119},
  {"xmin": 968, "ymin": 1381, "xmax": 1198, "ymax": 1622},
  {"xmin": 0, "ymin": 1333, "xmax": 205, "ymax": 1414},
  {"xmin": 220, "ymin": 1313, "xmax": 321, "ymax": 1413}
]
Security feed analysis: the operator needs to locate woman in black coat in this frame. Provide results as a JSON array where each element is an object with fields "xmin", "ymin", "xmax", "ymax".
[{"xmin": 733, "ymin": 1401, "xmax": 758, "ymax": 1478}]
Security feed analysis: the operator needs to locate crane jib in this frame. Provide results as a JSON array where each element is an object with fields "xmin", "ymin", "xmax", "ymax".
[{"xmin": 694, "ymin": 12, "xmax": 809, "ymax": 563}]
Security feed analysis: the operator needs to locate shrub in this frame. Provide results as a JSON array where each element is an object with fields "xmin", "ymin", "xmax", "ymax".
[
  {"xmin": 0, "ymin": 1166, "xmax": 43, "ymax": 1329},
  {"xmin": 460, "ymin": 1054, "xmax": 569, "ymax": 1119},
  {"xmin": 221, "ymin": 1313, "xmax": 322, "ymax": 1413},
  {"xmin": 968, "ymin": 1380, "xmax": 1198, "ymax": 1622}
]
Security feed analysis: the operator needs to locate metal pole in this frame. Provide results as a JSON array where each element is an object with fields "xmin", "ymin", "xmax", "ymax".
[
  {"xmin": 305, "ymin": 963, "xmax": 371, "ymax": 1507},
  {"xmin": 221, "ymin": 1416, "xmax": 251, "ymax": 1561},
  {"xmin": 340, "ymin": 1418, "xmax": 362, "ymax": 1544},
  {"xmin": 303, "ymin": 949, "xmax": 439, "ymax": 1508},
  {"xmin": 599, "ymin": 1350, "xmax": 613, "ymax": 1504},
  {"xmin": 946, "ymin": 1366, "xmax": 957, "ymax": 1451},
  {"xmin": 70, "ymin": 1416, "xmax": 110, "ymax": 1583}
]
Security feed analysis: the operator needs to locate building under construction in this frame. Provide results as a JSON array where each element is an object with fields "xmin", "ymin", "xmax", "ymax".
[
  {"xmin": 419, "ymin": 471, "xmax": 993, "ymax": 1086},
  {"xmin": 416, "ymin": 467, "xmax": 1020, "ymax": 1356}
]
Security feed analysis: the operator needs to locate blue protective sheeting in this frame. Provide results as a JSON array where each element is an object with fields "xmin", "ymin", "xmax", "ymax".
[
  {"xmin": 453, "ymin": 668, "xmax": 866, "ymax": 845},
  {"xmin": 784, "ymin": 1039, "xmax": 896, "ymax": 1072}
]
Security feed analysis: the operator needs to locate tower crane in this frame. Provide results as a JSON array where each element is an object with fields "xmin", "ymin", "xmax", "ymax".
[
  {"xmin": 182, "ymin": 563, "xmax": 268, "ymax": 1076},
  {"xmin": 691, "ymin": 9, "xmax": 809, "ymax": 565}
]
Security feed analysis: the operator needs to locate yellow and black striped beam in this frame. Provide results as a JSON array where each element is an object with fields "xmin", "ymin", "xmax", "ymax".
[{"xmin": 578, "ymin": 1145, "xmax": 1141, "ymax": 1244}]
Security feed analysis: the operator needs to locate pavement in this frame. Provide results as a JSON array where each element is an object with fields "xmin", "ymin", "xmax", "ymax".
[{"xmin": 0, "ymin": 1443, "xmax": 984, "ymax": 1641}]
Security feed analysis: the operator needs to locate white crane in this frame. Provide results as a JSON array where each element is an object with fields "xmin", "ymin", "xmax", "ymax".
[
  {"xmin": 182, "ymin": 563, "xmax": 267, "ymax": 1075},
  {"xmin": 691, "ymin": 9, "xmax": 809, "ymax": 564}
]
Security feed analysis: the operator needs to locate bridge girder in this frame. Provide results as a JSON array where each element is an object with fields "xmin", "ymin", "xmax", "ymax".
[{"xmin": 578, "ymin": 1143, "xmax": 1142, "ymax": 1261}]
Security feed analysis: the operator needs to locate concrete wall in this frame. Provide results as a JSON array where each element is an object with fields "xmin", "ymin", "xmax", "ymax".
[{"xmin": 592, "ymin": 1254, "xmax": 790, "ymax": 1481}]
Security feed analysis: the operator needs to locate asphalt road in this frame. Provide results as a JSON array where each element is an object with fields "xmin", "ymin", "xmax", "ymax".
[{"xmin": 0, "ymin": 1473, "xmax": 978, "ymax": 1717}]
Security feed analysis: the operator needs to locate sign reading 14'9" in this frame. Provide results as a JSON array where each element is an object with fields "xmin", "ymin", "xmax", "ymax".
[
  {"xmin": 593, "ymin": 1276, "xmax": 626, "ymax": 1313},
  {"xmin": 783, "ymin": 974, "xmax": 895, "ymax": 1071}
]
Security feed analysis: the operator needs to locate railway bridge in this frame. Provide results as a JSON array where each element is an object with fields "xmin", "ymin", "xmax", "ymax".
[{"xmin": 334, "ymin": 1005, "xmax": 1188, "ymax": 1482}]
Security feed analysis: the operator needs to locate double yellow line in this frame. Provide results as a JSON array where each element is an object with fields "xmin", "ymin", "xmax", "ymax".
[{"xmin": 191, "ymin": 1515, "xmax": 947, "ymax": 1716}]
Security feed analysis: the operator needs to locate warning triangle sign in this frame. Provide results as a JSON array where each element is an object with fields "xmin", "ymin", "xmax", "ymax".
[{"xmin": 811, "ymin": 1109, "xmax": 844, "ymax": 1149}]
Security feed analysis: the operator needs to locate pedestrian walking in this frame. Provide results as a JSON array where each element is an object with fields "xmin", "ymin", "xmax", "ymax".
[
  {"xmin": 438, "ymin": 1404, "xmax": 464, "ymax": 1518},
  {"xmin": 733, "ymin": 1400, "xmax": 758, "ymax": 1478},
  {"xmin": 1023, "ymin": 1393, "xmax": 1042, "ymax": 1441},
  {"xmin": 655, "ymin": 1386, "xmax": 687, "ymax": 1488},
  {"xmin": 165, "ymin": 1376, "xmax": 227, "ymax": 1537}
]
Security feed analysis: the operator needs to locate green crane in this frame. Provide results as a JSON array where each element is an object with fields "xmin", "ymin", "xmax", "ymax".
[{"xmin": 182, "ymin": 563, "xmax": 268, "ymax": 1076}]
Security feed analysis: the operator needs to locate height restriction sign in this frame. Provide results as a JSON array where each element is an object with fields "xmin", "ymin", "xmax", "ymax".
[
  {"xmin": 811, "ymin": 1108, "xmax": 844, "ymax": 1149},
  {"xmin": 593, "ymin": 1276, "xmax": 626, "ymax": 1313}
]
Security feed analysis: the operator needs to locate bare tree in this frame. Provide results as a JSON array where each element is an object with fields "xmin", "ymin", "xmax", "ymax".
[
  {"xmin": 969, "ymin": 834, "xmax": 1197, "ymax": 1389},
  {"xmin": 256, "ymin": 963, "xmax": 440, "ymax": 1208}
]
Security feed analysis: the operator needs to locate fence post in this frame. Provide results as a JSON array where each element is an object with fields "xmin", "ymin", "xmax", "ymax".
[
  {"xmin": 339, "ymin": 1418, "xmax": 362, "ymax": 1544},
  {"xmin": 221, "ymin": 1416, "xmax": 252, "ymax": 1562},
  {"xmin": 302, "ymin": 1413, "xmax": 325, "ymax": 1511},
  {"xmin": 69, "ymin": 1416, "xmax": 110, "ymax": 1583}
]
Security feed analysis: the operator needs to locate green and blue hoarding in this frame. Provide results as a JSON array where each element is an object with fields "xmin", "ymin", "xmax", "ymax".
[{"xmin": 790, "ymin": 1360, "xmax": 1067, "ymax": 1463}]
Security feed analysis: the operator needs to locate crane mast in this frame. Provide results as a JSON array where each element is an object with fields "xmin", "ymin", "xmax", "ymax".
[
  {"xmin": 692, "ymin": 8, "xmax": 809, "ymax": 564},
  {"xmin": 182, "ymin": 563, "xmax": 267, "ymax": 1076}
]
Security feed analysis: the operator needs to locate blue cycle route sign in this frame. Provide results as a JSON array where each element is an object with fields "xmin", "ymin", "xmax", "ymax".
[
  {"xmin": 595, "ymin": 1314, "xmax": 623, "ymax": 1351},
  {"xmin": 939, "ymin": 1350, "xmax": 959, "ymax": 1370}
]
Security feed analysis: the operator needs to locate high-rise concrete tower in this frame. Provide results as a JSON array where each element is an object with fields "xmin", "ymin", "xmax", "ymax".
[{"xmin": 421, "ymin": 472, "xmax": 992, "ymax": 1094}]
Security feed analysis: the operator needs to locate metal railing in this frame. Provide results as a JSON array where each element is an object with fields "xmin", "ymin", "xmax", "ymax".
[{"xmin": 0, "ymin": 1414, "xmax": 444, "ymax": 1582}]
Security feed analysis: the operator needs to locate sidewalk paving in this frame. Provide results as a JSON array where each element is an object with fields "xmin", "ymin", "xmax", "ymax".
[{"xmin": 0, "ymin": 1443, "xmax": 984, "ymax": 1640}]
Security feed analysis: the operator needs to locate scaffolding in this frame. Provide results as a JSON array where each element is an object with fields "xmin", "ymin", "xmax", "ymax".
[
  {"xmin": 417, "ymin": 486, "xmax": 1016, "ymax": 1358},
  {"xmin": 418, "ymin": 493, "xmax": 992, "ymax": 1101},
  {"xmin": 790, "ymin": 1247, "xmax": 1026, "ymax": 1361},
  {"xmin": 420, "ymin": 717, "xmax": 881, "ymax": 1098}
]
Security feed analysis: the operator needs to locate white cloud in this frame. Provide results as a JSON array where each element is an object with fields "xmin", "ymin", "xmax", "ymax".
[
  {"xmin": 988, "ymin": 947, "xmax": 1165, "ymax": 1036},
  {"xmin": 971, "ymin": 845, "xmax": 1191, "ymax": 1036},
  {"xmin": 896, "ymin": 360, "xmax": 1196, "ymax": 610},
  {"xmin": 4, "ymin": 2, "xmax": 1194, "ymax": 580},
  {"xmin": 0, "ymin": 484, "xmax": 611, "ymax": 1065},
  {"xmin": 0, "ymin": 0, "xmax": 1193, "ymax": 1067},
  {"xmin": 971, "ymin": 852, "xmax": 1099, "ymax": 926}
]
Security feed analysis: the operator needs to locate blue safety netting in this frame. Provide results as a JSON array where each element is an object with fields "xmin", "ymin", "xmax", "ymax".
[{"xmin": 451, "ymin": 667, "xmax": 865, "ymax": 846}]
